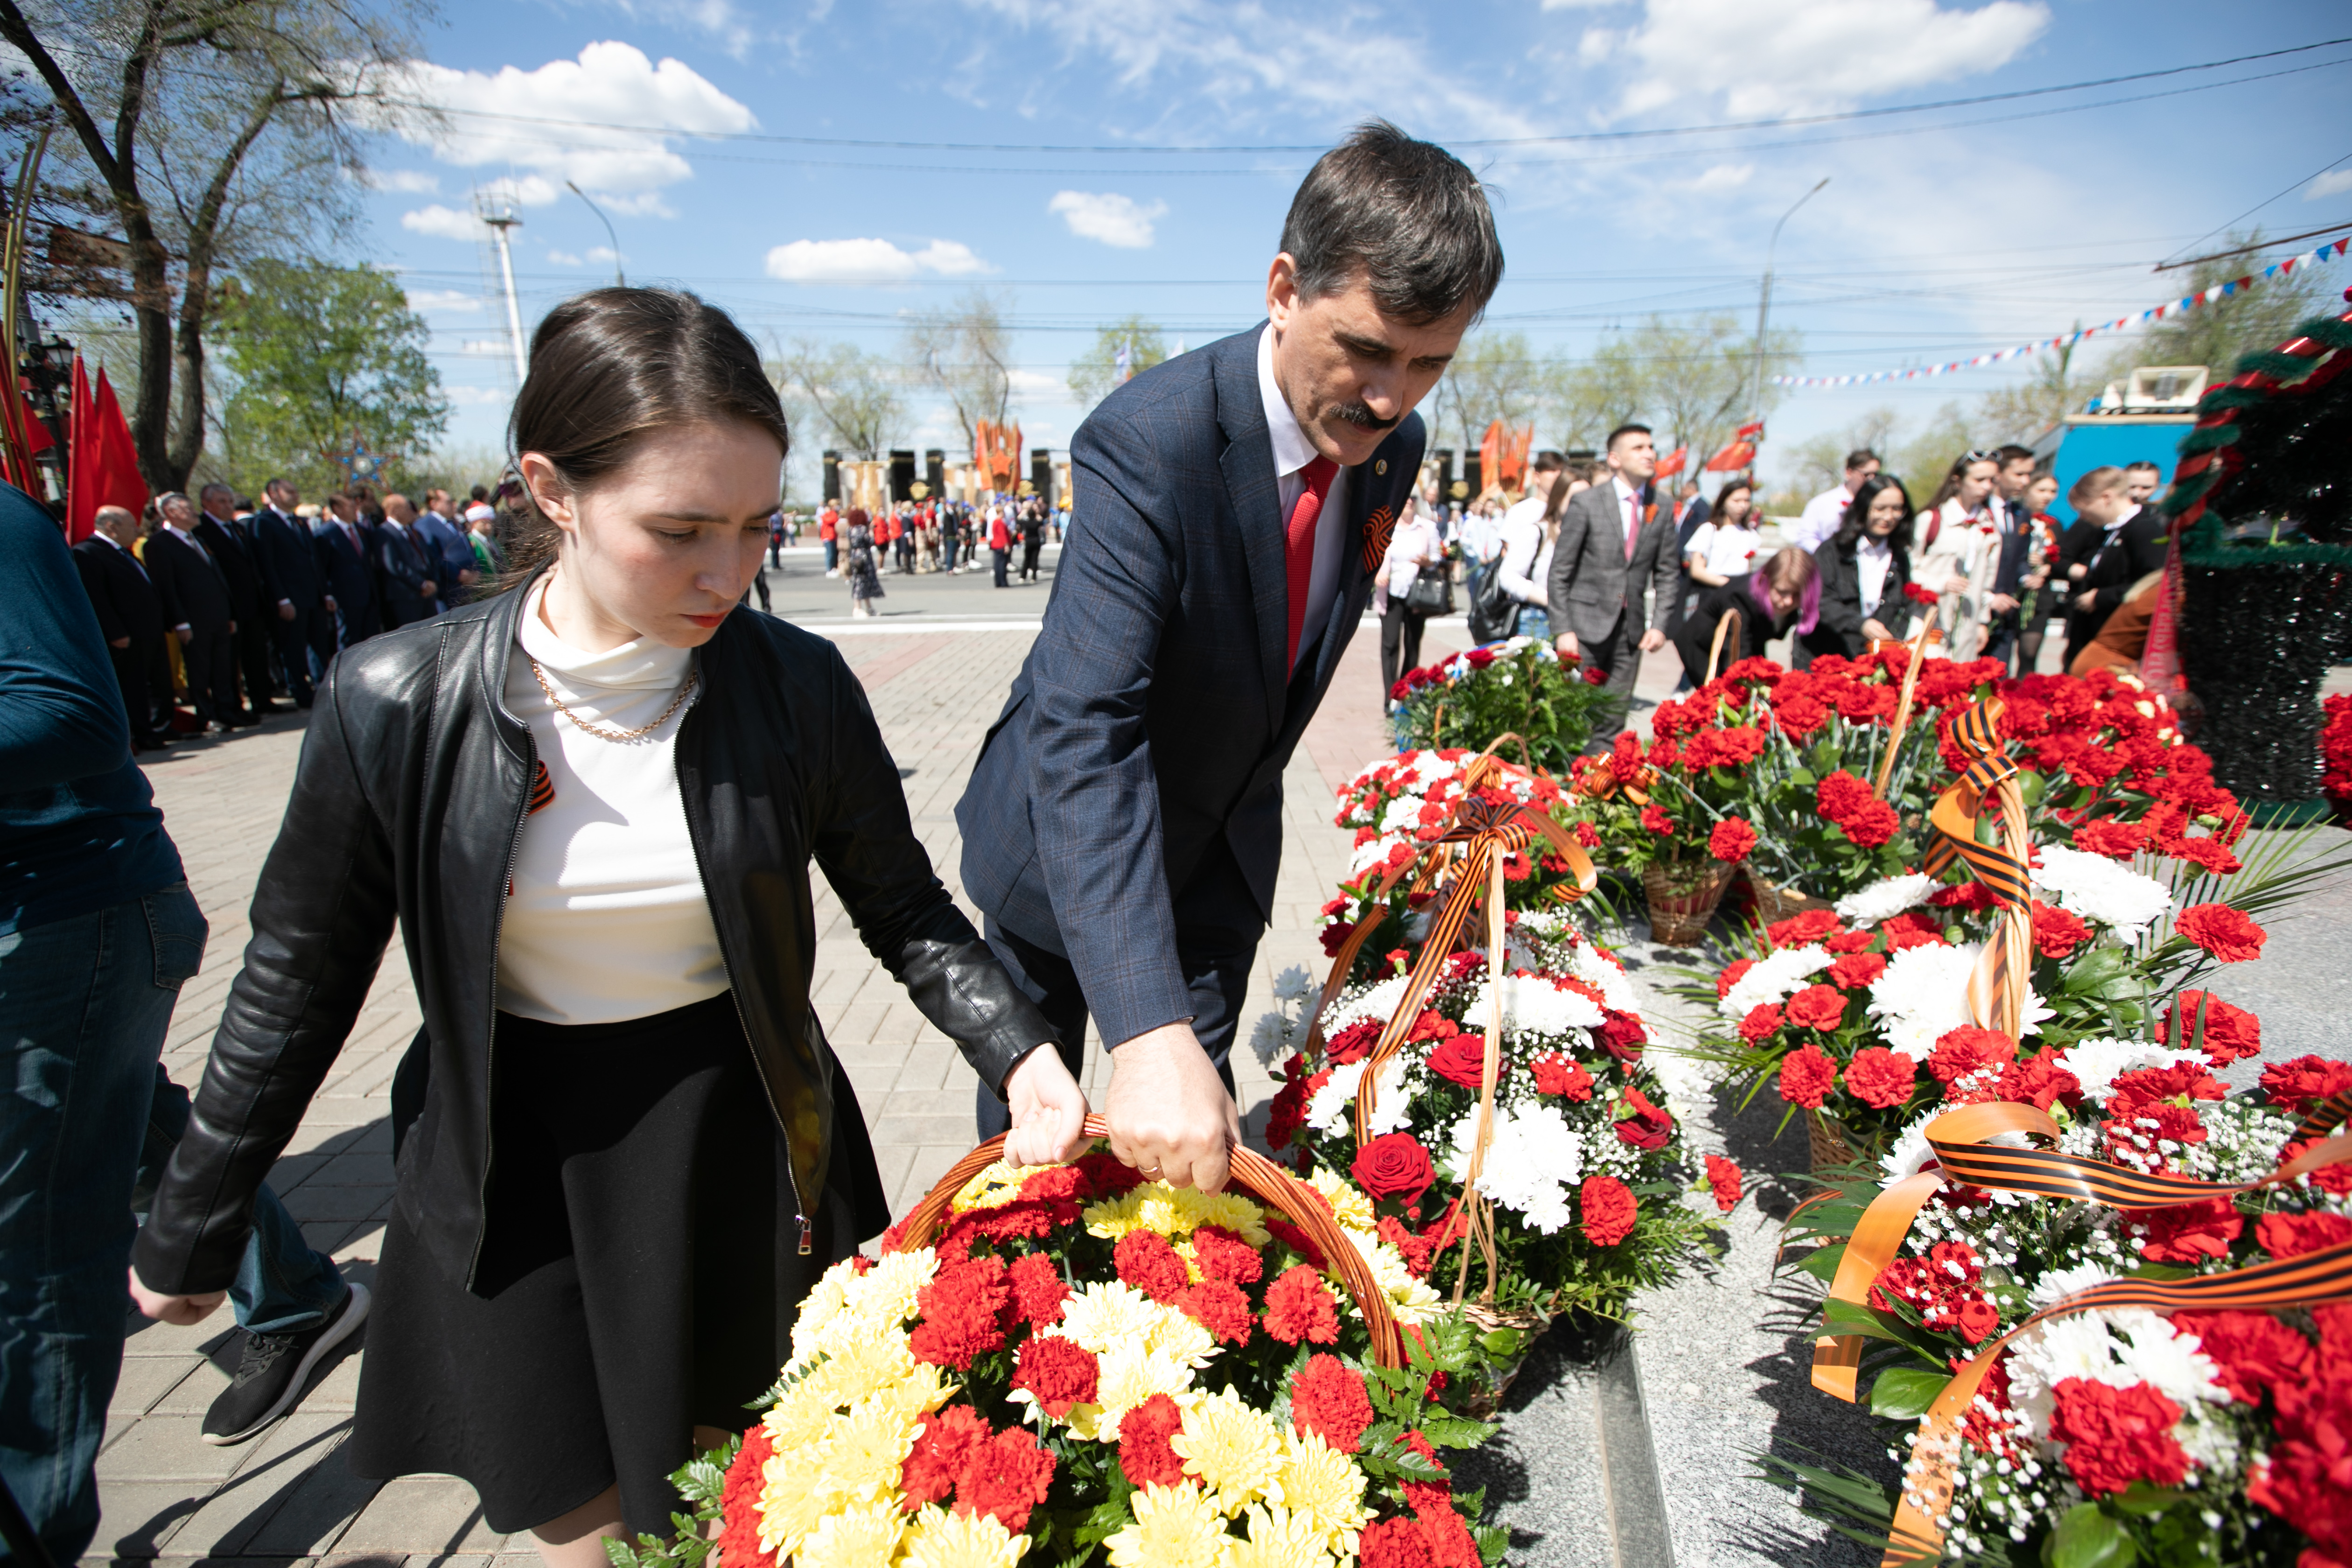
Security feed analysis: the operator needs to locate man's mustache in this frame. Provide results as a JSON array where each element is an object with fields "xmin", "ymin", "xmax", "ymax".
[{"xmin": 1330, "ymin": 401, "xmax": 1399, "ymax": 433}]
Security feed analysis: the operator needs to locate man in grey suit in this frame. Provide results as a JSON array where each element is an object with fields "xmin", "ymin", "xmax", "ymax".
[{"xmin": 1545, "ymin": 422, "xmax": 1679, "ymax": 745}]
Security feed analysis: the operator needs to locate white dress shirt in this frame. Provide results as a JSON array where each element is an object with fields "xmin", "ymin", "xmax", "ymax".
[
  {"xmin": 1795, "ymin": 484, "xmax": 1856, "ymax": 554},
  {"xmin": 1856, "ymin": 536, "xmax": 1894, "ymax": 620},
  {"xmin": 1258, "ymin": 324, "xmax": 1349, "ymax": 671}
]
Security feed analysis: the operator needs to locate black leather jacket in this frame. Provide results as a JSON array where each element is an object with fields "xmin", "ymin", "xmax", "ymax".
[{"xmin": 133, "ymin": 578, "xmax": 1055, "ymax": 1297}]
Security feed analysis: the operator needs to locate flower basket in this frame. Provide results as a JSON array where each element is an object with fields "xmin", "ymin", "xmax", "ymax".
[
  {"xmin": 1453, "ymin": 1302, "xmax": 1554, "ymax": 1421},
  {"xmin": 1388, "ymin": 637, "xmax": 1609, "ymax": 778},
  {"xmin": 1802, "ymin": 1110, "xmax": 1856, "ymax": 1180},
  {"xmin": 1745, "ymin": 869, "xmax": 1833, "ymax": 930},
  {"xmin": 627, "ymin": 1116, "xmax": 1509, "ymax": 1568},
  {"xmin": 1640, "ymin": 859, "xmax": 1735, "ymax": 947}
]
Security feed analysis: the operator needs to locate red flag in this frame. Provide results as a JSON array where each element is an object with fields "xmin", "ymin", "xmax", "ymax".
[
  {"xmin": 66, "ymin": 357, "xmax": 148, "ymax": 543},
  {"xmin": 1704, "ymin": 441, "xmax": 1756, "ymax": 473},
  {"xmin": 1653, "ymin": 446, "xmax": 1688, "ymax": 478}
]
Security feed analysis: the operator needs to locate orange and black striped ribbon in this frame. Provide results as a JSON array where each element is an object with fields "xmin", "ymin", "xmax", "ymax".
[
  {"xmin": 527, "ymin": 758, "xmax": 555, "ymax": 816},
  {"xmin": 1920, "ymin": 700, "xmax": 2029, "ymax": 910}
]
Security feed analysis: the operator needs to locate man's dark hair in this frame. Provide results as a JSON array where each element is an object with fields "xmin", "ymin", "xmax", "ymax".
[
  {"xmin": 1845, "ymin": 449, "xmax": 1880, "ymax": 472},
  {"xmin": 1281, "ymin": 119, "xmax": 1503, "ymax": 325},
  {"xmin": 1531, "ymin": 449, "xmax": 1565, "ymax": 473},
  {"xmin": 1993, "ymin": 443, "xmax": 2035, "ymax": 466},
  {"xmin": 470, "ymin": 483, "xmax": 490, "ymax": 502},
  {"xmin": 1606, "ymin": 423, "xmax": 1651, "ymax": 451},
  {"xmin": 264, "ymin": 475, "xmax": 291, "ymax": 493}
]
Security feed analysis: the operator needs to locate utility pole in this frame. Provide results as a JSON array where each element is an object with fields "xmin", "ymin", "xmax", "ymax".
[
  {"xmin": 566, "ymin": 181, "xmax": 625, "ymax": 287},
  {"xmin": 475, "ymin": 188, "xmax": 529, "ymax": 387},
  {"xmin": 1749, "ymin": 178, "xmax": 1830, "ymax": 442}
]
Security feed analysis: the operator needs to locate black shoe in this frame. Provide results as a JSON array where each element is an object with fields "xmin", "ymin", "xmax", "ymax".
[{"xmin": 201, "ymin": 1282, "xmax": 370, "ymax": 1446}]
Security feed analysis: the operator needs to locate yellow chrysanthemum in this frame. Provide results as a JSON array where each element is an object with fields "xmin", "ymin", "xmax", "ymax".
[
  {"xmin": 1307, "ymin": 1169, "xmax": 1375, "ymax": 1232},
  {"xmin": 950, "ymin": 1157, "xmax": 1054, "ymax": 1215},
  {"xmin": 1169, "ymin": 1386, "xmax": 1285, "ymax": 1515},
  {"xmin": 755, "ymin": 1450, "xmax": 835, "ymax": 1556},
  {"xmin": 761, "ymin": 1382, "xmax": 838, "ymax": 1450},
  {"xmin": 1143, "ymin": 1304, "xmax": 1217, "ymax": 1368},
  {"xmin": 794, "ymin": 1259, "xmax": 858, "ymax": 1342},
  {"xmin": 1226, "ymin": 1502, "xmax": 1335, "ymax": 1568},
  {"xmin": 1103, "ymin": 1482, "xmax": 1232, "ymax": 1568},
  {"xmin": 813, "ymin": 1398, "xmax": 920, "ymax": 1503},
  {"xmin": 1084, "ymin": 1346, "xmax": 1199, "ymax": 1439},
  {"xmin": 800, "ymin": 1330, "xmax": 917, "ymax": 1410},
  {"xmin": 897, "ymin": 1503, "xmax": 1030, "ymax": 1568},
  {"xmin": 1058, "ymin": 1281, "xmax": 1162, "ymax": 1356},
  {"xmin": 1168, "ymin": 1184, "xmax": 1271, "ymax": 1245},
  {"xmin": 792, "ymin": 1499, "xmax": 904, "ymax": 1568},
  {"xmin": 1344, "ymin": 1228, "xmax": 1445, "ymax": 1326},
  {"xmin": 862, "ymin": 1358, "xmax": 957, "ymax": 1424},
  {"xmin": 845, "ymin": 1248, "xmax": 936, "ymax": 1327},
  {"xmin": 1275, "ymin": 1428, "xmax": 1370, "ymax": 1557}
]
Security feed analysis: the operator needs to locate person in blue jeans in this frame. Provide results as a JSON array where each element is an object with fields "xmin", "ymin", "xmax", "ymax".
[{"xmin": 0, "ymin": 487, "xmax": 362, "ymax": 1565}]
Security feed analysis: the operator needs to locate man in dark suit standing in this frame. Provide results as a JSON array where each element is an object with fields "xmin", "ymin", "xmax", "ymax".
[
  {"xmin": 956, "ymin": 122, "xmax": 1499, "ymax": 1190},
  {"xmin": 142, "ymin": 493, "xmax": 246, "ymax": 731},
  {"xmin": 1981, "ymin": 444, "xmax": 2038, "ymax": 672},
  {"xmin": 249, "ymin": 478, "xmax": 332, "ymax": 708},
  {"xmin": 311, "ymin": 490, "xmax": 380, "ymax": 644},
  {"xmin": 1547, "ymin": 422, "xmax": 1682, "ymax": 743},
  {"xmin": 372, "ymin": 493, "xmax": 440, "ymax": 630},
  {"xmin": 195, "ymin": 484, "xmax": 279, "ymax": 719},
  {"xmin": 71, "ymin": 505, "xmax": 174, "ymax": 751}
]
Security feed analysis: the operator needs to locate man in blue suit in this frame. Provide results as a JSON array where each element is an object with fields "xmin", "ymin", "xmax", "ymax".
[
  {"xmin": 310, "ymin": 491, "xmax": 380, "ymax": 645},
  {"xmin": 956, "ymin": 121, "xmax": 1500, "ymax": 1191},
  {"xmin": 248, "ymin": 478, "xmax": 332, "ymax": 708}
]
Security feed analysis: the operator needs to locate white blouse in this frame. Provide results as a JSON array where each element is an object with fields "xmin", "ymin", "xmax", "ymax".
[
  {"xmin": 496, "ymin": 580, "xmax": 727, "ymax": 1026},
  {"xmin": 1685, "ymin": 522, "xmax": 1763, "ymax": 581}
]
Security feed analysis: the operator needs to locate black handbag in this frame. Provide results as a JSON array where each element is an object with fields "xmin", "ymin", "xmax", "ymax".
[
  {"xmin": 1465, "ymin": 554, "xmax": 1515, "ymax": 642},
  {"xmin": 1403, "ymin": 567, "xmax": 1454, "ymax": 616}
]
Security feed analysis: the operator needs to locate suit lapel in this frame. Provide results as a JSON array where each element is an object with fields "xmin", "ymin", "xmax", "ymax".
[{"xmin": 1213, "ymin": 326, "xmax": 1288, "ymax": 729}]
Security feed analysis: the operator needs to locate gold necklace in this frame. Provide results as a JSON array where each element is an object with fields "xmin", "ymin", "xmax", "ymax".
[{"xmin": 529, "ymin": 658, "xmax": 698, "ymax": 743}]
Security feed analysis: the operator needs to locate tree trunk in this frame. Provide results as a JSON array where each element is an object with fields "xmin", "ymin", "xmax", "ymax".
[{"xmin": 166, "ymin": 90, "xmax": 287, "ymax": 487}]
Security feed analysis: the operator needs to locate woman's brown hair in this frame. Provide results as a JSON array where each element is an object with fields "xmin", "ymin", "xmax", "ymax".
[{"xmin": 496, "ymin": 287, "xmax": 789, "ymax": 590}]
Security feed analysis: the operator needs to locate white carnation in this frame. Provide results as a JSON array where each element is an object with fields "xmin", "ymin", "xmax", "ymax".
[
  {"xmin": 1834, "ymin": 873, "xmax": 1937, "ymax": 926},
  {"xmin": 1462, "ymin": 973, "xmax": 1604, "ymax": 1042},
  {"xmin": 1324, "ymin": 975, "xmax": 1411, "ymax": 1035},
  {"xmin": 2027, "ymin": 1261, "xmax": 2120, "ymax": 1309},
  {"xmin": 1378, "ymin": 796, "xmax": 1426, "ymax": 836},
  {"xmin": 1246, "ymin": 1010, "xmax": 1292, "ymax": 1070},
  {"xmin": 1718, "ymin": 943, "xmax": 1833, "ymax": 1020},
  {"xmin": 1569, "ymin": 938, "xmax": 1640, "ymax": 1015},
  {"xmin": 1347, "ymin": 836, "xmax": 1402, "ymax": 879},
  {"xmin": 2006, "ymin": 1309, "xmax": 2227, "ymax": 1449},
  {"xmin": 2053, "ymin": 1037, "xmax": 2193, "ymax": 1108},
  {"xmin": 2033, "ymin": 844, "xmax": 2173, "ymax": 937},
  {"xmin": 1446, "ymin": 1102, "xmax": 1584, "ymax": 1233},
  {"xmin": 1865, "ymin": 942, "xmax": 2050, "ymax": 1061}
]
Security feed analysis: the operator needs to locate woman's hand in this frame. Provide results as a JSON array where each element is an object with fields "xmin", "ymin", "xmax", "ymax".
[
  {"xmin": 1002, "ymin": 1043, "xmax": 1090, "ymax": 1166},
  {"xmin": 1861, "ymin": 618, "xmax": 1894, "ymax": 643},
  {"xmin": 128, "ymin": 1267, "xmax": 225, "ymax": 1326}
]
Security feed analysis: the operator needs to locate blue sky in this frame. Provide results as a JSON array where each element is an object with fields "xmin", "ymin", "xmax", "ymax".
[{"xmin": 363, "ymin": 0, "xmax": 2352, "ymax": 492}]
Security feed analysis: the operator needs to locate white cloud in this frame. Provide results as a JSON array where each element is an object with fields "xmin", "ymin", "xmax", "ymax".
[
  {"xmin": 1541, "ymin": 0, "xmax": 1624, "ymax": 7},
  {"xmin": 587, "ymin": 245, "xmax": 624, "ymax": 265},
  {"xmin": 546, "ymin": 249, "xmax": 586, "ymax": 266},
  {"xmin": 405, "ymin": 289, "xmax": 481, "ymax": 313},
  {"xmin": 401, "ymin": 204, "xmax": 484, "ymax": 241},
  {"xmin": 372, "ymin": 42, "xmax": 756, "ymax": 210},
  {"xmin": 2308, "ymin": 168, "xmax": 2352, "ymax": 201},
  {"xmin": 461, "ymin": 339, "xmax": 516, "ymax": 356},
  {"xmin": 763, "ymin": 237, "xmax": 992, "ymax": 282},
  {"xmin": 602, "ymin": 0, "xmax": 761, "ymax": 57},
  {"xmin": 1682, "ymin": 162, "xmax": 1753, "ymax": 192},
  {"xmin": 443, "ymin": 385, "xmax": 511, "ymax": 406},
  {"xmin": 1048, "ymin": 190, "xmax": 1167, "ymax": 249},
  {"xmin": 358, "ymin": 168, "xmax": 440, "ymax": 194},
  {"xmin": 1585, "ymin": 0, "xmax": 2049, "ymax": 120}
]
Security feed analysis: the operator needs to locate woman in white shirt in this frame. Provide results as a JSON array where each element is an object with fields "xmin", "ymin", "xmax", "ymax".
[
  {"xmin": 1914, "ymin": 451, "xmax": 2002, "ymax": 659},
  {"xmin": 1802, "ymin": 473, "xmax": 1919, "ymax": 662},
  {"xmin": 1494, "ymin": 471, "xmax": 1568, "ymax": 640},
  {"xmin": 1682, "ymin": 480, "xmax": 1764, "ymax": 588},
  {"xmin": 1377, "ymin": 498, "xmax": 1446, "ymax": 708}
]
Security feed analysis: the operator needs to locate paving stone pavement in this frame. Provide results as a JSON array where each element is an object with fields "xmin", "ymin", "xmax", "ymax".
[{"xmin": 90, "ymin": 593, "xmax": 1498, "ymax": 1568}]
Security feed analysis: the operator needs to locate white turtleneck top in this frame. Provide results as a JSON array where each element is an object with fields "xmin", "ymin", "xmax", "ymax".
[{"xmin": 496, "ymin": 579, "xmax": 728, "ymax": 1025}]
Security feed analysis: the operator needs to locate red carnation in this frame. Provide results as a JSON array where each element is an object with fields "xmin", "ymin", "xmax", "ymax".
[
  {"xmin": 2048, "ymin": 1379, "xmax": 2188, "ymax": 1497},
  {"xmin": 909, "ymin": 1255, "xmax": 1011, "ymax": 1369},
  {"xmin": 1378, "ymin": 1213, "xmax": 1437, "ymax": 1277},
  {"xmin": 1359, "ymin": 1516, "xmax": 1440, "ymax": 1568},
  {"xmin": 1836, "ymin": 798, "xmax": 1900, "ymax": 849},
  {"xmin": 1012, "ymin": 1334, "xmax": 1099, "ymax": 1417},
  {"xmin": 1117, "ymin": 1393, "xmax": 1187, "ymax": 1487},
  {"xmin": 2259, "ymin": 1055, "xmax": 2352, "ymax": 1116},
  {"xmin": 1784, "ymin": 983, "xmax": 1847, "ymax": 1032},
  {"xmin": 900, "ymin": 1404, "xmax": 992, "ymax": 1510},
  {"xmin": 2107, "ymin": 1061, "xmax": 2225, "ymax": 1118},
  {"xmin": 1612, "ymin": 1087, "xmax": 1674, "ymax": 1150},
  {"xmin": 1113, "ymin": 1230, "xmax": 1190, "ymax": 1303},
  {"xmin": 1263, "ymin": 1264, "xmax": 1341, "ymax": 1345},
  {"xmin": 1263, "ymin": 1065, "xmax": 1323, "ymax": 1152},
  {"xmin": 1262, "ymin": 1215, "xmax": 1327, "ymax": 1269},
  {"xmin": 1580, "ymin": 1174, "xmax": 1637, "ymax": 1247},
  {"xmin": 1815, "ymin": 771, "xmax": 1875, "ymax": 823},
  {"xmin": 1291, "ymin": 1353, "xmax": 1375, "ymax": 1453},
  {"xmin": 1767, "ymin": 908, "xmax": 1842, "ymax": 948},
  {"xmin": 1006, "ymin": 1252, "xmax": 1070, "ymax": 1332},
  {"xmin": 1997, "ymin": 1052, "xmax": 2081, "ymax": 1112},
  {"xmin": 1775, "ymin": 694, "xmax": 1830, "ymax": 736},
  {"xmin": 1903, "ymin": 581, "xmax": 1939, "ymax": 607},
  {"xmin": 1739, "ymin": 1002, "xmax": 1785, "ymax": 1043},
  {"xmin": 1352, "ymin": 1132, "xmax": 1438, "ymax": 1206},
  {"xmin": 2171, "ymin": 1310, "xmax": 2313, "ymax": 1404},
  {"xmin": 1531, "ymin": 1053, "xmax": 1595, "ymax": 1100},
  {"xmin": 1074, "ymin": 1148, "xmax": 1144, "ymax": 1199},
  {"xmin": 1715, "ymin": 958, "xmax": 1756, "ymax": 1000},
  {"xmin": 1927, "ymin": 1026, "xmax": 2016, "ymax": 1085},
  {"xmin": 1778, "ymin": 1043, "xmax": 1839, "ymax": 1109},
  {"xmin": 2072, "ymin": 818, "xmax": 2149, "ymax": 859},
  {"xmin": 1879, "ymin": 911, "xmax": 1948, "ymax": 951},
  {"xmin": 717, "ymin": 1423, "xmax": 776, "ymax": 1568},
  {"xmin": 1426, "ymin": 1032, "xmax": 1498, "ymax": 1089},
  {"xmin": 1704, "ymin": 1154, "xmax": 1743, "ymax": 1213},
  {"xmin": 1824, "ymin": 928, "xmax": 1877, "ymax": 954},
  {"xmin": 1640, "ymin": 804, "xmax": 1674, "ymax": 836},
  {"xmin": 1708, "ymin": 817, "xmax": 1758, "ymax": 862},
  {"xmin": 1402, "ymin": 1479, "xmax": 1480, "ymax": 1568},
  {"xmin": 2175, "ymin": 902, "xmax": 2267, "ymax": 963},
  {"xmin": 2157, "ymin": 991, "xmax": 2261, "ymax": 1064},
  {"xmin": 1955, "ymin": 1295, "xmax": 2002, "ymax": 1345},
  {"xmin": 2125, "ymin": 1197, "xmax": 2243, "ymax": 1264},
  {"xmin": 1188, "ymin": 1225, "xmax": 1264, "ymax": 1286},
  {"xmin": 960, "ymin": 1425, "xmax": 1056, "ymax": 1533},
  {"xmin": 2030, "ymin": 900, "xmax": 2092, "ymax": 959},
  {"xmin": 1844, "ymin": 1046, "xmax": 1918, "ymax": 1110},
  {"xmin": 2255, "ymin": 1211, "xmax": 2352, "ymax": 1260},
  {"xmin": 1178, "ymin": 1278, "xmax": 1255, "ymax": 1346},
  {"xmin": 1828, "ymin": 950, "xmax": 1887, "ymax": 990}
]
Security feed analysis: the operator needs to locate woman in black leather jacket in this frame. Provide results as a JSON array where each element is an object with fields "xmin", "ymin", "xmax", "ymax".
[
  {"xmin": 127, "ymin": 288, "xmax": 1088, "ymax": 1564},
  {"xmin": 1801, "ymin": 473, "xmax": 1920, "ymax": 663}
]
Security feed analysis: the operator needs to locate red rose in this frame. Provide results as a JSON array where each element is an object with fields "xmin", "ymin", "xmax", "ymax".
[
  {"xmin": 1703, "ymin": 1154, "xmax": 1742, "ymax": 1212},
  {"xmin": 1612, "ymin": 1087, "xmax": 1674, "ymax": 1150},
  {"xmin": 1426, "ymin": 1032, "xmax": 1498, "ymax": 1089},
  {"xmin": 1784, "ymin": 983, "xmax": 1847, "ymax": 1032},
  {"xmin": 1708, "ymin": 816, "xmax": 1758, "ymax": 861},
  {"xmin": 1584, "ymin": 665, "xmax": 1607, "ymax": 685},
  {"xmin": 1903, "ymin": 581, "xmax": 1939, "ymax": 607},
  {"xmin": 1739, "ymin": 1002, "xmax": 1785, "ymax": 1043},
  {"xmin": 1580, "ymin": 1174, "xmax": 1638, "ymax": 1246},
  {"xmin": 1778, "ymin": 1043, "xmax": 1838, "ymax": 1108},
  {"xmin": 2049, "ymin": 1379, "xmax": 2188, "ymax": 1497},
  {"xmin": 2259, "ymin": 1055, "xmax": 2352, "ymax": 1116},
  {"xmin": 1352, "ymin": 1132, "xmax": 1438, "ymax": 1206},
  {"xmin": 2175, "ymin": 902, "xmax": 2267, "ymax": 962},
  {"xmin": 1290, "ymin": 1353, "xmax": 1374, "ymax": 1453},
  {"xmin": 1828, "ymin": 950, "xmax": 1887, "ymax": 990},
  {"xmin": 1928, "ymin": 1026, "xmax": 2016, "ymax": 1085},
  {"xmin": 1597, "ymin": 1010, "xmax": 1648, "ymax": 1062},
  {"xmin": 2256, "ymin": 1211, "xmax": 2352, "ymax": 1260},
  {"xmin": 1814, "ymin": 770, "xmax": 1876, "ymax": 823},
  {"xmin": 1640, "ymin": 804, "xmax": 1674, "ymax": 835},
  {"xmin": 1531, "ymin": 1053, "xmax": 1595, "ymax": 1100},
  {"xmin": 1326, "ymin": 1018, "xmax": 1382, "ymax": 1065},
  {"xmin": 2125, "ymin": 1196, "xmax": 2243, "ymax": 1264},
  {"xmin": 1843, "ymin": 1046, "xmax": 1917, "ymax": 1109},
  {"xmin": 1766, "ymin": 908, "xmax": 1842, "ymax": 947},
  {"xmin": 1836, "ymin": 798, "xmax": 1900, "ymax": 849},
  {"xmin": 2030, "ymin": 900, "xmax": 2092, "ymax": 958}
]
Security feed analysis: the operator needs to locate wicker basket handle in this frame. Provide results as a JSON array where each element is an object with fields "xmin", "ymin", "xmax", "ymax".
[{"xmin": 886, "ymin": 1114, "xmax": 1407, "ymax": 1369}]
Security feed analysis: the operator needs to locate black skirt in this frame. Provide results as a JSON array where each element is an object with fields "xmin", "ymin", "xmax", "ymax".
[{"xmin": 347, "ymin": 992, "xmax": 891, "ymax": 1536}]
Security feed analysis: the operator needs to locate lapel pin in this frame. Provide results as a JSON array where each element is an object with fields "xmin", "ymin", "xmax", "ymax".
[{"xmin": 1375, "ymin": 460, "xmax": 1387, "ymax": 476}]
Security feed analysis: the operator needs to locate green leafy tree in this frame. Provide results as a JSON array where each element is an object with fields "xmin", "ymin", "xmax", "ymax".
[
  {"xmin": 1622, "ymin": 312, "xmax": 1799, "ymax": 466},
  {"xmin": 212, "ymin": 259, "xmax": 448, "ymax": 494},
  {"xmin": 1066, "ymin": 315, "xmax": 1167, "ymax": 413},
  {"xmin": 2115, "ymin": 230, "xmax": 2335, "ymax": 380}
]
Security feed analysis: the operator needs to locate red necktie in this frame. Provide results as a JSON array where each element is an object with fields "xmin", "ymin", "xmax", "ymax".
[{"xmin": 1284, "ymin": 455, "xmax": 1337, "ymax": 671}]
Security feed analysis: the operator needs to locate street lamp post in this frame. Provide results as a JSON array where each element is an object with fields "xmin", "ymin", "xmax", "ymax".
[
  {"xmin": 566, "ymin": 181, "xmax": 625, "ymax": 287},
  {"xmin": 1749, "ymin": 177, "xmax": 1830, "ymax": 439}
]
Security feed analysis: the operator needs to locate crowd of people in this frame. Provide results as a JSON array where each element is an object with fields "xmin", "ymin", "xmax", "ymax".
[
  {"xmin": 1372, "ymin": 431, "xmax": 2176, "ymax": 737},
  {"xmin": 811, "ymin": 492, "xmax": 1059, "ymax": 605}
]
